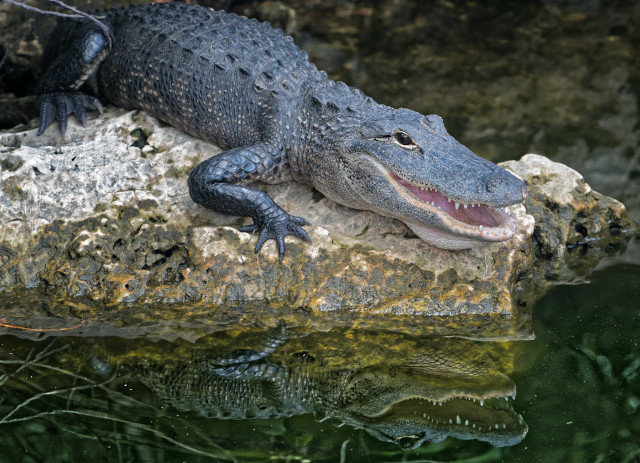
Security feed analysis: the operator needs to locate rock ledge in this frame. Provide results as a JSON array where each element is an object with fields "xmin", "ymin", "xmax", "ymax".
[{"xmin": 0, "ymin": 109, "xmax": 635, "ymax": 339}]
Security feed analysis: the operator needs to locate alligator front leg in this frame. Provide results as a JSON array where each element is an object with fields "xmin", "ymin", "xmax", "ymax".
[
  {"xmin": 37, "ymin": 23, "xmax": 111, "ymax": 135},
  {"xmin": 206, "ymin": 320, "xmax": 289, "ymax": 377},
  {"xmin": 188, "ymin": 143, "xmax": 311, "ymax": 260}
]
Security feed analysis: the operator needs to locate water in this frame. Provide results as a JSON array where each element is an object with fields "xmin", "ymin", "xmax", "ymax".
[
  {"xmin": 508, "ymin": 263, "xmax": 640, "ymax": 462},
  {"xmin": 1, "ymin": 0, "xmax": 640, "ymax": 461},
  {"xmin": 1, "ymin": 264, "xmax": 639, "ymax": 462}
]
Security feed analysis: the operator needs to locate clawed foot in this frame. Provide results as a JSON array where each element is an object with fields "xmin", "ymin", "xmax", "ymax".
[
  {"xmin": 239, "ymin": 213, "xmax": 311, "ymax": 261},
  {"xmin": 37, "ymin": 91, "xmax": 103, "ymax": 136}
]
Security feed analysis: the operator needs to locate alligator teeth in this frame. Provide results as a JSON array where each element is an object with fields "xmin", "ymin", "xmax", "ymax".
[
  {"xmin": 465, "ymin": 420, "xmax": 469, "ymax": 426},
  {"xmin": 479, "ymin": 225, "xmax": 483, "ymax": 231},
  {"xmin": 463, "ymin": 204, "xmax": 468, "ymax": 209},
  {"xmin": 480, "ymin": 399, "xmax": 484, "ymax": 406},
  {"xmin": 456, "ymin": 415, "xmax": 461, "ymax": 425},
  {"xmin": 455, "ymin": 202, "xmax": 460, "ymax": 209}
]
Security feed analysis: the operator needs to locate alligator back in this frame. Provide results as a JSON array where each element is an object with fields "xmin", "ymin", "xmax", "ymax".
[{"xmin": 97, "ymin": 3, "xmax": 316, "ymax": 148}]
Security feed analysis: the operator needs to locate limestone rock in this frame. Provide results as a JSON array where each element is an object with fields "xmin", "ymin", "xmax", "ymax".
[{"xmin": 0, "ymin": 109, "xmax": 636, "ymax": 340}]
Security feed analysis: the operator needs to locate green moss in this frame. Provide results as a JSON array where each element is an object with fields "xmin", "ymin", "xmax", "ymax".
[
  {"xmin": 0, "ymin": 157, "xmax": 24, "ymax": 172},
  {"xmin": 93, "ymin": 203, "xmax": 108, "ymax": 213},
  {"xmin": 188, "ymin": 155, "xmax": 203, "ymax": 167},
  {"xmin": 166, "ymin": 165, "xmax": 192, "ymax": 179},
  {"xmin": 138, "ymin": 199, "xmax": 159, "ymax": 210},
  {"xmin": 146, "ymin": 213, "xmax": 167, "ymax": 223},
  {"xmin": 355, "ymin": 222, "xmax": 371, "ymax": 237},
  {"xmin": 118, "ymin": 206, "xmax": 140, "ymax": 222},
  {"xmin": 130, "ymin": 128, "xmax": 150, "ymax": 149},
  {"xmin": 1, "ymin": 178, "xmax": 25, "ymax": 201}
]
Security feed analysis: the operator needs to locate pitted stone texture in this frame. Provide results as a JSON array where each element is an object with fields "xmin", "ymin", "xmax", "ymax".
[
  {"xmin": 0, "ymin": 110, "xmax": 635, "ymax": 339},
  {"xmin": 502, "ymin": 154, "xmax": 637, "ymax": 287}
]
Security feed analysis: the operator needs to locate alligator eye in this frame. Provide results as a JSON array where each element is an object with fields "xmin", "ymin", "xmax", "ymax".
[{"xmin": 394, "ymin": 131, "xmax": 415, "ymax": 147}]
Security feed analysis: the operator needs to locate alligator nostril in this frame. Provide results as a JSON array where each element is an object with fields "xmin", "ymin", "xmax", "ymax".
[{"xmin": 486, "ymin": 177, "xmax": 504, "ymax": 192}]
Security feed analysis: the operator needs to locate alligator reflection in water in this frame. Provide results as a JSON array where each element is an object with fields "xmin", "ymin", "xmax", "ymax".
[
  {"xmin": 133, "ymin": 324, "xmax": 527, "ymax": 449},
  {"xmin": 0, "ymin": 326, "xmax": 527, "ymax": 458}
]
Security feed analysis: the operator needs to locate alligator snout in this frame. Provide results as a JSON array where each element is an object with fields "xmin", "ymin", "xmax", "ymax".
[
  {"xmin": 484, "ymin": 173, "xmax": 527, "ymax": 204},
  {"xmin": 486, "ymin": 175, "xmax": 509, "ymax": 193}
]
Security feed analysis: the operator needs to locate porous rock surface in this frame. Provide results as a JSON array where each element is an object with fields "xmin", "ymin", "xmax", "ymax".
[{"xmin": 0, "ymin": 108, "xmax": 635, "ymax": 339}]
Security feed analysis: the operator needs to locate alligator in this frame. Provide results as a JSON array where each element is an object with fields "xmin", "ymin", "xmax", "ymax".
[
  {"xmin": 132, "ymin": 325, "xmax": 528, "ymax": 449},
  {"xmin": 36, "ymin": 2, "xmax": 527, "ymax": 259}
]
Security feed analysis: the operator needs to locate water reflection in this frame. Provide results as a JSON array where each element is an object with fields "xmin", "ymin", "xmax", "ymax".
[{"xmin": 0, "ymin": 324, "xmax": 527, "ymax": 459}]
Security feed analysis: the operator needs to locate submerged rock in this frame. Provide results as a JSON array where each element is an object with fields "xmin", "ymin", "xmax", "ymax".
[{"xmin": 0, "ymin": 108, "xmax": 636, "ymax": 340}]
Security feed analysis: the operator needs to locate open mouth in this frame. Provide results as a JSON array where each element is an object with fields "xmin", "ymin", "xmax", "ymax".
[
  {"xmin": 387, "ymin": 170, "xmax": 518, "ymax": 241},
  {"xmin": 391, "ymin": 396, "xmax": 524, "ymax": 429},
  {"xmin": 371, "ymin": 395, "xmax": 527, "ymax": 448}
]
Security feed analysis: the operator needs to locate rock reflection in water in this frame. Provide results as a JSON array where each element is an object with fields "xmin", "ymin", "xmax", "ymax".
[{"xmin": 133, "ymin": 324, "xmax": 528, "ymax": 449}]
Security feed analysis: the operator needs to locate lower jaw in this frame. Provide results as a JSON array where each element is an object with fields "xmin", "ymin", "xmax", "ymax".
[{"xmin": 406, "ymin": 222, "xmax": 511, "ymax": 250}]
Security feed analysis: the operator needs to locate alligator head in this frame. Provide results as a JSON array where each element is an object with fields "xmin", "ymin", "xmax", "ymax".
[
  {"xmin": 333, "ymin": 352, "xmax": 528, "ymax": 448},
  {"xmin": 312, "ymin": 103, "xmax": 527, "ymax": 250}
]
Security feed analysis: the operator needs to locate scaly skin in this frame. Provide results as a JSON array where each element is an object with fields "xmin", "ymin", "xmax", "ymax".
[{"xmin": 36, "ymin": 3, "xmax": 527, "ymax": 259}]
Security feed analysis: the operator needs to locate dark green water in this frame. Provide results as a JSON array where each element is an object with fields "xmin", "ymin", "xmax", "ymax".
[
  {"xmin": 1, "ymin": 263, "xmax": 639, "ymax": 462},
  {"xmin": 1, "ymin": 0, "xmax": 640, "ymax": 461}
]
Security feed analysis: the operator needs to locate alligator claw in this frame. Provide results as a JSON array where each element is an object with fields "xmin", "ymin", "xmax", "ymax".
[
  {"xmin": 37, "ymin": 92, "xmax": 103, "ymax": 136},
  {"xmin": 240, "ymin": 214, "xmax": 311, "ymax": 261}
]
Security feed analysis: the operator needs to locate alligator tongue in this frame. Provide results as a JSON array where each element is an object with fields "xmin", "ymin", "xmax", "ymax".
[{"xmin": 390, "ymin": 172, "xmax": 499, "ymax": 227}]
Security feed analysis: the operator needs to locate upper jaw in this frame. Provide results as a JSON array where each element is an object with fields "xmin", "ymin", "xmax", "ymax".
[
  {"xmin": 363, "ymin": 158, "xmax": 523, "ymax": 248},
  {"xmin": 387, "ymin": 169, "xmax": 519, "ymax": 243}
]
